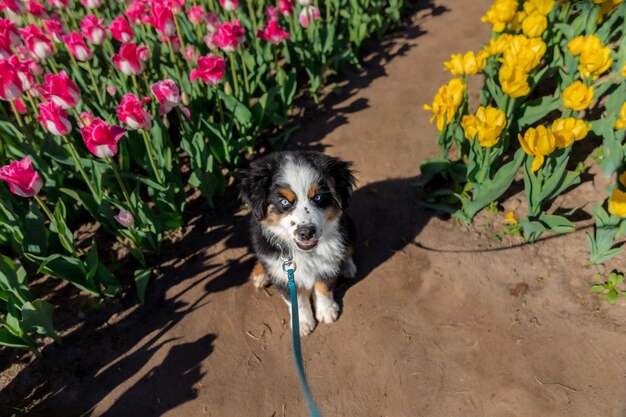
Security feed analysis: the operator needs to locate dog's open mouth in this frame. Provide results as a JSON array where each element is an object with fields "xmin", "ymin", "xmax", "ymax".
[{"xmin": 295, "ymin": 240, "xmax": 318, "ymax": 250}]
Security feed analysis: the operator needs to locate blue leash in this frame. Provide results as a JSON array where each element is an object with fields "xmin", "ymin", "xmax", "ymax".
[{"xmin": 282, "ymin": 253, "xmax": 323, "ymax": 417}]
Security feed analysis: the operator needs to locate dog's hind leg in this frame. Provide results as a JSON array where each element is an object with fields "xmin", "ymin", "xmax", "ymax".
[
  {"xmin": 314, "ymin": 281, "xmax": 340, "ymax": 324},
  {"xmin": 250, "ymin": 261, "xmax": 270, "ymax": 289}
]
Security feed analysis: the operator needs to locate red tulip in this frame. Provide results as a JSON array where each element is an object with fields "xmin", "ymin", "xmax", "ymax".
[
  {"xmin": 0, "ymin": 18, "xmax": 20, "ymax": 59},
  {"xmin": 151, "ymin": 2, "xmax": 175, "ymax": 36},
  {"xmin": 112, "ymin": 43, "xmax": 149, "ymax": 75},
  {"xmin": 125, "ymin": 0, "xmax": 149, "ymax": 24},
  {"xmin": 14, "ymin": 97, "xmax": 27, "ymax": 113},
  {"xmin": 79, "ymin": 0, "xmax": 101, "ymax": 9},
  {"xmin": 26, "ymin": 1, "xmax": 46, "ymax": 17},
  {"xmin": 1, "ymin": 0, "xmax": 26, "ymax": 14},
  {"xmin": 39, "ymin": 71, "xmax": 81, "ymax": 109},
  {"xmin": 20, "ymin": 25, "xmax": 55, "ymax": 60},
  {"xmin": 81, "ymin": 15, "xmax": 106, "ymax": 45},
  {"xmin": 278, "ymin": 0, "xmax": 294, "ymax": 16},
  {"xmin": 46, "ymin": 0, "xmax": 68, "ymax": 7},
  {"xmin": 151, "ymin": 79, "xmax": 189, "ymax": 118},
  {"xmin": 298, "ymin": 6, "xmax": 320, "ymax": 28},
  {"xmin": 80, "ymin": 119, "xmax": 126, "ymax": 158},
  {"xmin": 213, "ymin": 20, "xmax": 245, "ymax": 53},
  {"xmin": 116, "ymin": 93, "xmax": 151, "ymax": 130},
  {"xmin": 0, "ymin": 156, "xmax": 43, "ymax": 197},
  {"xmin": 257, "ymin": 20, "xmax": 290, "ymax": 45},
  {"xmin": 219, "ymin": 0, "xmax": 238, "ymax": 11},
  {"xmin": 62, "ymin": 32, "xmax": 93, "ymax": 61},
  {"xmin": 0, "ymin": 58, "xmax": 24, "ymax": 101},
  {"xmin": 9, "ymin": 55, "xmax": 34, "ymax": 91},
  {"xmin": 190, "ymin": 54, "xmax": 225, "ymax": 85},
  {"xmin": 109, "ymin": 16, "xmax": 134, "ymax": 43},
  {"xmin": 37, "ymin": 102, "xmax": 72, "ymax": 136},
  {"xmin": 186, "ymin": 5, "xmax": 205, "ymax": 25},
  {"xmin": 158, "ymin": 0, "xmax": 184, "ymax": 14}
]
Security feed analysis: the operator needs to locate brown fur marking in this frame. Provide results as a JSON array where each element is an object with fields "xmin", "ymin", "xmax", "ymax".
[
  {"xmin": 279, "ymin": 188, "xmax": 296, "ymax": 203},
  {"xmin": 251, "ymin": 262, "xmax": 266, "ymax": 277},
  {"xmin": 308, "ymin": 184, "xmax": 319, "ymax": 199},
  {"xmin": 314, "ymin": 281, "xmax": 331, "ymax": 297},
  {"xmin": 262, "ymin": 204, "xmax": 287, "ymax": 226}
]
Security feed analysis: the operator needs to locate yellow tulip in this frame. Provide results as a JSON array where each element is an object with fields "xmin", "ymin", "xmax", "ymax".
[
  {"xmin": 614, "ymin": 102, "xmax": 626, "ymax": 130},
  {"xmin": 483, "ymin": 34, "xmax": 514, "ymax": 56},
  {"xmin": 461, "ymin": 105, "xmax": 507, "ymax": 147},
  {"xmin": 562, "ymin": 81, "xmax": 594, "ymax": 111},
  {"xmin": 522, "ymin": 12, "xmax": 548, "ymax": 37},
  {"xmin": 622, "ymin": 62, "xmax": 626, "ymax": 77},
  {"xmin": 499, "ymin": 64, "xmax": 531, "ymax": 98},
  {"xmin": 551, "ymin": 118, "xmax": 591, "ymax": 148},
  {"xmin": 597, "ymin": 0, "xmax": 623, "ymax": 23},
  {"xmin": 510, "ymin": 11, "xmax": 527, "ymax": 32},
  {"xmin": 502, "ymin": 35, "xmax": 546, "ymax": 71},
  {"xmin": 444, "ymin": 51, "xmax": 487, "ymax": 75},
  {"xmin": 481, "ymin": 0, "xmax": 519, "ymax": 32},
  {"xmin": 579, "ymin": 45, "xmax": 613, "ymax": 80},
  {"xmin": 619, "ymin": 171, "xmax": 626, "ymax": 187},
  {"xmin": 423, "ymin": 78, "xmax": 466, "ymax": 131},
  {"xmin": 608, "ymin": 188, "xmax": 626, "ymax": 218},
  {"xmin": 523, "ymin": 0, "xmax": 555, "ymax": 15},
  {"xmin": 504, "ymin": 211, "xmax": 518, "ymax": 224},
  {"xmin": 518, "ymin": 125, "xmax": 556, "ymax": 172},
  {"xmin": 567, "ymin": 35, "xmax": 586, "ymax": 56}
]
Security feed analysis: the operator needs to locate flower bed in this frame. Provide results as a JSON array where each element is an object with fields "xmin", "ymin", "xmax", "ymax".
[
  {"xmin": 422, "ymin": 0, "xmax": 625, "ymax": 267},
  {"xmin": 0, "ymin": 0, "xmax": 406, "ymax": 352}
]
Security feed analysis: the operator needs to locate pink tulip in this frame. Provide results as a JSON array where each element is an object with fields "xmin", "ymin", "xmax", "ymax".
[
  {"xmin": 116, "ymin": 93, "xmax": 151, "ymax": 130},
  {"xmin": 9, "ymin": 55, "xmax": 34, "ymax": 91},
  {"xmin": 80, "ymin": 0, "xmax": 101, "ymax": 8},
  {"xmin": 190, "ymin": 54, "xmax": 225, "ymax": 85},
  {"xmin": 161, "ymin": 35, "xmax": 180, "ymax": 51},
  {"xmin": 80, "ymin": 119, "xmax": 127, "ymax": 158},
  {"xmin": 37, "ymin": 102, "xmax": 71, "ymax": 136},
  {"xmin": 46, "ymin": 0, "xmax": 68, "ymax": 8},
  {"xmin": 219, "ymin": 0, "xmax": 238, "ymax": 11},
  {"xmin": 20, "ymin": 25, "xmax": 55, "ymax": 60},
  {"xmin": 28, "ymin": 59, "xmax": 42, "ymax": 75},
  {"xmin": 112, "ymin": 43, "xmax": 149, "ymax": 75},
  {"xmin": 278, "ymin": 0, "xmax": 294, "ymax": 16},
  {"xmin": 0, "ymin": 58, "xmax": 24, "ymax": 101},
  {"xmin": 109, "ymin": 16, "xmax": 134, "ymax": 43},
  {"xmin": 106, "ymin": 84, "xmax": 117, "ymax": 96},
  {"xmin": 182, "ymin": 45, "xmax": 198, "ymax": 63},
  {"xmin": 42, "ymin": 17, "xmax": 65, "ymax": 42},
  {"xmin": 125, "ymin": 0, "xmax": 149, "ymax": 24},
  {"xmin": 151, "ymin": 2, "xmax": 175, "ymax": 36},
  {"xmin": 298, "ymin": 6, "xmax": 320, "ymax": 28},
  {"xmin": 257, "ymin": 20, "xmax": 290, "ymax": 44},
  {"xmin": 265, "ymin": 6, "xmax": 279, "ymax": 22},
  {"xmin": 213, "ymin": 20, "xmax": 245, "ymax": 53},
  {"xmin": 62, "ymin": 32, "xmax": 93, "ymax": 61},
  {"xmin": 114, "ymin": 210, "xmax": 134, "ymax": 228},
  {"xmin": 81, "ymin": 15, "xmax": 106, "ymax": 45},
  {"xmin": 159, "ymin": 0, "xmax": 184, "ymax": 14},
  {"xmin": 0, "ymin": 18, "xmax": 20, "ymax": 59},
  {"xmin": 186, "ymin": 5, "xmax": 205, "ymax": 25},
  {"xmin": 205, "ymin": 12, "xmax": 219, "ymax": 33},
  {"xmin": 14, "ymin": 98, "xmax": 27, "ymax": 113},
  {"xmin": 0, "ymin": 157, "xmax": 43, "ymax": 197},
  {"xmin": 27, "ymin": 1, "xmax": 46, "ymax": 17},
  {"xmin": 150, "ymin": 79, "xmax": 189, "ymax": 118},
  {"xmin": 78, "ymin": 111, "xmax": 94, "ymax": 127},
  {"xmin": 1, "ymin": 0, "xmax": 26, "ymax": 14},
  {"xmin": 39, "ymin": 71, "xmax": 81, "ymax": 109},
  {"xmin": 203, "ymin": 33, "xmax": 217, "ymax": 50}
]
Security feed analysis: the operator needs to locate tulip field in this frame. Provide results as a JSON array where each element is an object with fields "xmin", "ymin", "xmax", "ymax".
[
  {"xmin": 422, "ymin": 1, "xmax": 626, "ymax": 264},
  {"xmin": 0, "ymin": 0, "xmax": 406, "ymax": 353}
]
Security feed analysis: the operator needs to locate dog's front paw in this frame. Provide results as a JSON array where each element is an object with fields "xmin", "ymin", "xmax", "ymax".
[
  {"xmin": 299, "ymin": 313, "xmax": 316, "ymax": 336},
  {"xmin": 315, "ymin": 298, "xmax": 340, "ymax": 324}
]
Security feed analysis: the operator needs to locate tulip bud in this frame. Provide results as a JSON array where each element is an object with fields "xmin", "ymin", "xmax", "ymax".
[{"xmin": 114, "ymin": 209, "xmax": 134, "ymax": 227}]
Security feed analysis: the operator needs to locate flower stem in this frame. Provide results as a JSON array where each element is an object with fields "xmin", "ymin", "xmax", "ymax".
[
  {"xmin": 10, "ymin": 100, "xmax": 24, "ymax": 127},
  {"xmin": 34, "ymin": 195, "xmax": 78, "ymax": 257},
  {"xmin": 140, "ymin": 129, "xmax": 163, "ymax": 183},
  {"xmin": 166, "ymin": 36, "xmax": 185, "ymax": 87},
  {"xmin": 131, "ymin": 74, "xmax": 141, "ymax": 94},
  {"xmin": 86, "ymin": 60, "xmax": 104, "ymax": 105},
  {"xmin": 239, "ymin": 50, "xmax": 250, "ymax": 96},
  {"xmin": 108, "ymin": 158, "xmax": 134, "ymax": 210},
  {"xmin": 229, "ymin": 53, "xmax": 240, "ymax": 97},
  {"xmin": 212, "ymin": 84, "xmax": 226, "ymax": 127},
  {"xmin": 61, "ymin": 135, "xmax": 100, "ymax": 200},
  {"xmin": 48, "ymin": 57, "xmax": 59, "ymax": 74},
  {"xmin": 174, "ymin": 14, "xmax": 191, "ymax": 70}
]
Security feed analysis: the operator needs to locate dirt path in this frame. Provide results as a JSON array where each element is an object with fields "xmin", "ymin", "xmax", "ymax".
[{"xmin": 3, "ymin": 1, "xmax": 626, "ymax": 416}]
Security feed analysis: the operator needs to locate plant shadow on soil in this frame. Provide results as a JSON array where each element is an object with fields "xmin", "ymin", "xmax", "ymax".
[{"xmin": 0, "ymin": 4, "xmax": 446, "ymax": 416}]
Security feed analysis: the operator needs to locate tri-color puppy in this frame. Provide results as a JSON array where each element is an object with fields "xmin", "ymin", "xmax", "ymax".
[{"xmin": 240, "ymin": 151, "xmax": 357, "ymax": 336}]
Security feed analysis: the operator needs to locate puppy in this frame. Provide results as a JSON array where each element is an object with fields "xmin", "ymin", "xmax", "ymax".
[{"xmin": 240, "ymin": 151, "xmax": 357, "ymax": 336}]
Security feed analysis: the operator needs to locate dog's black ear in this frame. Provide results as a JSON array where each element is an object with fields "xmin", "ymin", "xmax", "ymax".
[
  {"xmin": 239, "ymin": 155, "xmax": 276, "ymax": 221},
  {"xmin": 326, "ymin": 157, "xmax": 356, "ymax": 209}
]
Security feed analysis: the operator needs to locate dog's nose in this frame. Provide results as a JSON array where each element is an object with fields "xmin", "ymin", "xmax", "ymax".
[{"xmin": 295, "ymin": 225, "xmax": 316, "ymax": 241}]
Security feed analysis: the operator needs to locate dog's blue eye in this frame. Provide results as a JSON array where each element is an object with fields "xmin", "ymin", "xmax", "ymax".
[
  {"xmin": 280, "ymin": 198, "xmax": 291, "ymax": 207},
  {"xmin": 312, "ymin": 194, "xmax": 322, "ymax": 203}
]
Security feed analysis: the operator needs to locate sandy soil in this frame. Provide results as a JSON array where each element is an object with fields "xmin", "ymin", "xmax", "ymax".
[{"xmin": 2, "ymin": 1, "xmax": 626, "ymax": 416}]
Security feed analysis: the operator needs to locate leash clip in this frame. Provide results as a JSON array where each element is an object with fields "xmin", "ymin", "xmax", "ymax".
[{"xmin": 278, "ymin": 244, "xmax": 297, "ymax": 274}]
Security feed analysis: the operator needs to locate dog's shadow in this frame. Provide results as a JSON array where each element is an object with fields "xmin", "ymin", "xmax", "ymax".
[{"xmin": 334, "ymin": 175, "xmax": 433, "ymax": 304}]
